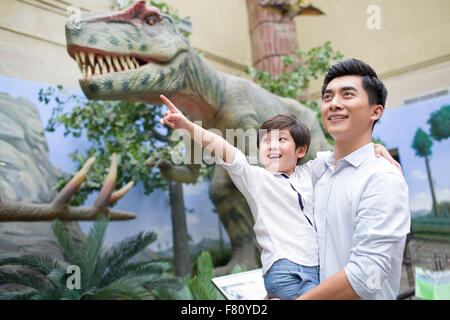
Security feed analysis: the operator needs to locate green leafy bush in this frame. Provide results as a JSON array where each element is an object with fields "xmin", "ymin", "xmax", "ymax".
[{"xmin": 0, "ymin": 215, "xmax": 182, "ymax": 300}]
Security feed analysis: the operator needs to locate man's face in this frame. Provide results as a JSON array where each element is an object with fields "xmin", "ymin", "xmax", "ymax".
[
  {"xmin": 321, "ymin": 75, "xmax": 382, "ymax": 143},
  {"xmin": 259, "ymin": 128, "xmax": 306, "ymax": 175}
]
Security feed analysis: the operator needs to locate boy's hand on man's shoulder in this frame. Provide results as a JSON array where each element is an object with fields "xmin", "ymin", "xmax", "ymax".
[{"xmin": 374, "ymin": 143, "xmax": 403, "ymax": 174}]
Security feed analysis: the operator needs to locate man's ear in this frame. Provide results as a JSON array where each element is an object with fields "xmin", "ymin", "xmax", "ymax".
[
  {"xmin": 296, "ymin": 145, "xmax": 308, "ymax": 159},
  {"xmin": 371, "ymin": 104, "xmax": 384, "ymax": 122}
]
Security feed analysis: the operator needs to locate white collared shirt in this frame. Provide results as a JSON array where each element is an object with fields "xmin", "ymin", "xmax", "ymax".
[
  {"xmin": 219, "ymin": 146, "xmax": 321, "ymax": 275},
  {"xmin": 314, "ymin": 142, "xmax": 411, "ymax": 300}
]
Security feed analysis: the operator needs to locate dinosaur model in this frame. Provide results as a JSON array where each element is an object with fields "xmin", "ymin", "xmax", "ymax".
[
  {"xmin": 259, "ymin": 0, "xmax": 325, "ymax": 19},
  {"xmin": 65, "ymin": 1, "xmax": 331, "ymax": 273}
]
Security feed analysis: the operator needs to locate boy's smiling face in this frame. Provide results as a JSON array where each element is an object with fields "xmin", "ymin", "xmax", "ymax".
[{"xmin": 259, "ymin": 128, "xmax": 307, "ymax": 176}]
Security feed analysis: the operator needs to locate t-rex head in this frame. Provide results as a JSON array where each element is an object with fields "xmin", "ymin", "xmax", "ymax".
[{"xmin": 66, "ymin": 1, "xmax": 191, "ymax": 104}]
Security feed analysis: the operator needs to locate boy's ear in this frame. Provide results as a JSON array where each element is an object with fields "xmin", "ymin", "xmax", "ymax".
[{"xmin": 296, "ymin": 145, "xmax": 308, "ymax": 159}]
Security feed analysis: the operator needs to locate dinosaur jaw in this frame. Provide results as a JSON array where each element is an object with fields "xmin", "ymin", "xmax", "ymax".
[
  {"xmin": 68, "ymin": 45, "xmax": 188, "ymax": 102},
  {"xmin": 68, "ymin": 45, "xmax": 155, "ymax": 80}
]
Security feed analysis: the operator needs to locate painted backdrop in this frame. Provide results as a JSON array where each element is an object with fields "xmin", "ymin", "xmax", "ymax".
[{"xmin": 0, "ymin": 75, "xmax": 229, "ymax": 253}]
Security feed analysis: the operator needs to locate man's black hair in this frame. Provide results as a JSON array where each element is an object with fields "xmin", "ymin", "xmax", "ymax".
[{"xmin": 321, "ymin": 59, "xmax": 388, "ymax": 126}]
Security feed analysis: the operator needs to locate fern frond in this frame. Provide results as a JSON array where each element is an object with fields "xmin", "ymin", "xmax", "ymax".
[
  {"xmin": 0, "ymin": 255, "xmax": 69, "ymax": 276},
  {"xmin": 125, "ymin": 261, "xmax": 169, "ymax": 275},
  {"xmin": 143, "ymin": 275, "xmax": 184, "ymax": 291},
  {"xmin": 51, "ymin": 219, "xmax": 80, "ymax": 264},
  {"xmin": 96, "ymin": 230, "xmax": 157, "ymax": 287},
  {"xmin": 46, "ymin": 268, "xmax": 68, "ymax": 288},
  {"xmin": 79, "ymin": 214, "xmax": 108, "ymax": 289},
  {"xmin": 0, "ymin": 270, "xmax": 51, "ymax": 291},
  {"xmin": 90, "ymin": 276, "xmax": 150, "ymax": 300},
  {"xmin": 61, "ymin": 287, "xmax": 81, "ymax": 300},
  {"xmin": 0, "ymin": 288, "xmax": 37, "ymax": 300},
  {"xmin": 31, "ymin": 288, "xmax": 64, "ymax": 300},
  {"xmin": 151, "ymin": 287, "xmax": 178, "ymax": 300}
]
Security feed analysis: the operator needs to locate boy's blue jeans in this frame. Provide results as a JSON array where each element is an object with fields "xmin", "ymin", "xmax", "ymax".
[{"xmin": 263, "ymin": 259, "xmax": 320, "ymax": 300}]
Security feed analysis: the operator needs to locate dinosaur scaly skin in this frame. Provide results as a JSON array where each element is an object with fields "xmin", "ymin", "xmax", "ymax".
[{"xmin": 66, "ymin": 1, "xmax": 332, "ymax": 274}]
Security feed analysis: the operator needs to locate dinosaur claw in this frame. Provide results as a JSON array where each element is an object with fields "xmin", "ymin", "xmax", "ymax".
[
  {"xmin": 110, "ymin": 181, "xmax": 134, "ymax": 205},
  {"xmin": 1, "ymin": 154, "xmax": 137, "ymax": 221},
  {"xmin": 51, "ymin": 156, "xmax": 96, "ymax": 208},
  {"xmin": 94, "ymin": 153, "xmax": 117, "ymax": 209}
]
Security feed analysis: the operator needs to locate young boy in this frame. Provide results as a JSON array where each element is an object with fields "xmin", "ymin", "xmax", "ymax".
[{"xmin": 158, "ymin": 94, "xmax": 397, "ymax": 299}]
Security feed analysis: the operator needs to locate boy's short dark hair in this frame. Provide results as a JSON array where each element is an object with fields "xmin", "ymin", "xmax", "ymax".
[
  {"xmin": 321, "ymin": 58, "xmax": 388, "ymax": 108},
  {"xmin": 258, "ymin": 114, "xmax": 311, "ymax": 153}
]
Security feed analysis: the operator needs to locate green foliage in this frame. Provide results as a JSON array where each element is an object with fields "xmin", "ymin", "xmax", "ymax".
[
  {"xmin": 371, "ymin": 137, "xmax": 386, "ymax": 147},
  {"xmin": 39, "ymin": 86, "xmax": 172, "ymax": 205},
  {"xmin": 412, "ymin": 127, "xmax": 433, "ymax": 157},
  {"xmin": 428, "ymin": 105, "xmax": 450, "ymax": 142},
  {"xmin": 174, "ymin": 251, "xmax": 247, "ymax": 300},
  {"xmin": 411, "ymin": 209, "xmax": 450, "ymax": 240},
  {"xmin": 247, "ymin": 41, "xmax": 344, "ymax": 144},
  {"xmin": 183, "ymin": 251, "xmax": 224, "ymax": 300},
  {"xmin": 0, "ymin": 215, "xmax": 183, "ymax": 300}
]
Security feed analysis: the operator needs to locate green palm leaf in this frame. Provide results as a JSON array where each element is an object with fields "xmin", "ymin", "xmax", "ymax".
[
  {"xmin": 125, "ymin": 261, "xmax": 170, "ymax": 275},
  {"xmin": 97, "ymin": 230, "xmax": 157, "ymax": 287},
  {"xmin": 46, "ymin": 268, "xmax": 68, "ymax": 288},
  {"xmin": 0, "ymin": 288, "xmax": 37, "ymax": 300},
  {"xmin": 79, "ymin": 214, "xmax": 109, "ymax": 289},
  {"xmin": 0, "ymin": 255, "xmax": 69, "ymax": 275},
  {"xmin": 90, "ymin": 276, "xmax": 150, "ymax": 300},
  {"xmin": 31, "ymin": 288, "xmax": 64, "ymax": 300},
  {"xmin": 0, "ymin": 270, "xmax": 51, "ymax": 291},
  {"xmin": 51, "ymin": 219, "xmax": 80, "ymax": 264},
  {"xmin": 143, "ymin": 275, "xmax": 183, "ymax": 291}
]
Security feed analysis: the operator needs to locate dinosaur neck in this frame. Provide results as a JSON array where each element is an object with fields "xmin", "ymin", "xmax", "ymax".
[{"xmin": 171, "ymin": 49, "xmax": 226, "ymax": 125}]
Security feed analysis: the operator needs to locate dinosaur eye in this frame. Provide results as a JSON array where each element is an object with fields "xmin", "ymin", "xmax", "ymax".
[{"xmin": 147, "ymin": 16, "xmax": 158, "ymax": 25}]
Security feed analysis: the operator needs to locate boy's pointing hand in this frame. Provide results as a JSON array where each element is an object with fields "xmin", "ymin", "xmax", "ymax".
[{"xmin": 159, "ymin": 94, "xmax": 190, "ymax": 130}]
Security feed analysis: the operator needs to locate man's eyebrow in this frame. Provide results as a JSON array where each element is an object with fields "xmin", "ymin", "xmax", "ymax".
[
  {"xmin": 340, "ymin": 86, "xmax": 358, "ymax": 92},
  {"xmin": 324, "ymin": 86, "xmax": 358, "ymax": 94}
]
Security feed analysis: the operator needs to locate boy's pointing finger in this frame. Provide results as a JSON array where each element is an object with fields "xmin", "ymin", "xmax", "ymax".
[{"xmin": 160, "ymin": 94, "xmax": 179, "ymax": 113}]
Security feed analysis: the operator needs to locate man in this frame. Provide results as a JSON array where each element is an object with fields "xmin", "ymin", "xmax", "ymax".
[{"xmin": 296, "ymin": 59, "xmax": 410, "ymax": 300}]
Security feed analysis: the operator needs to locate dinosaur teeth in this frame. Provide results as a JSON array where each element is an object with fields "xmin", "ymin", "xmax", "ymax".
[
  {"xmin": 112, "ymin": 56, "xmax": 122, "ymax": 71},
  {"xmin": 105, "ymin": 55, "xmax": 113, "ymax": 71},
  {"xmin": 75, "ymin": 52, "xmax": 82, "ymax": 71},
  {"xmin": 87, "ymin": 65, "xmax": 92, "ymax": 78},
  {"xmin": 100, "ymin": 62, "xmax": 108, "ymax": 74},
  {"xmin": 131, "ymin": 57, "xmax": 138, "ymax": 67},
  {"xmin": 75, "ymin": 50, "xmax": 144, "ymax": 78},
  {"xmin": 94, "ymin": 63, "xmax": 101, "ymax": 76},
  {"xmin": 82, "ymin": 64, "xmax": 87, "ymax": 79},
  {"xmin": 80, "ymin": 51, "xmax": 86, "ymax": 64},
  {"xmin": 126, "ymin": 56, "xmax": 134, "ymax": 69},
  {"xmin": 97, "ymin": 56, "xmax": 105, "ymax": 68},
  {"xmin": 88, "ymin": 52, "xmax": 95, "ymax": 66},
  {"xmin": 97, "ymin": 56, "xmax": 108, "ymax": 74},
  {"xmin": 119, "ymin": 56, "xmax": 129, "ymax": 71}
]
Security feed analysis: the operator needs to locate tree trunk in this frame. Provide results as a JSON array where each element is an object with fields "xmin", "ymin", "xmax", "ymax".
[
  {"xmin": 424, "ymin": 155, "xmax": 440, "ymax": 217},
  {"xmin": 218, "ymin": 214, "xmax": 224, "ymax": 254},
  {"xmin": 246, "ymin": 0, "xmax": 299, "ymax": 77},
  {"xmin": 169, "ymin": 181, "xmax": 191, "ymax": 276}
]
